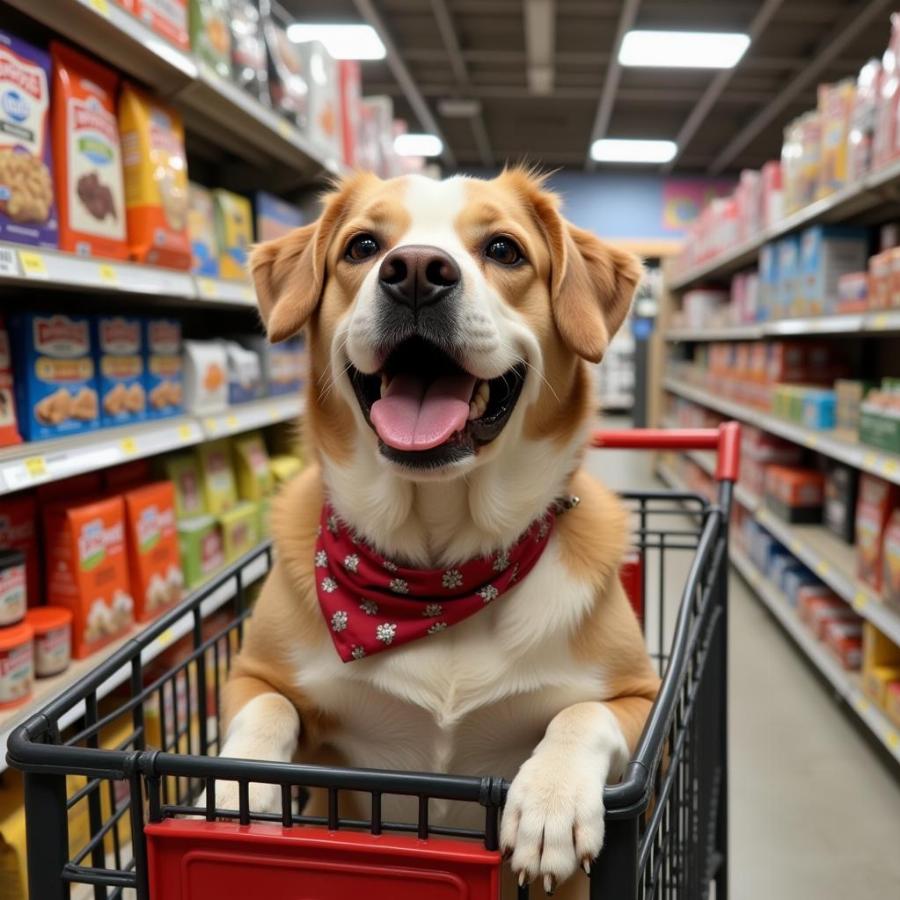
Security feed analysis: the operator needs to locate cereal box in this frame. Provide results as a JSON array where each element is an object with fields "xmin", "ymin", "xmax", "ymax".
[
  {"xmin": 0, "ymin": 314, "xmax": 20, "ymax": 446},
  {"xmin": 119, "ymin": 83, "xmax": 190, "ymax": 269},
  {"xmin": 0, "ymin": 493, "xmax": 39, "ymax": 608},
  {"xmin": 233, "ymin": 431, "xmax": 273, "ymax": 500},
  {"xmin": 0, "ymin": 29, "xmax": 57, "ymax": 247},
  {"xmin": 197, "ymin": 438, "xmax": 238, "ymax": 514},
  {"xmin": 123, "ymin": 481, "xmax": 183, "ymax": 622},
  {"xmin": 43, "ymin": 495, "xmax": 133, "ymax": 659},
  {"xmin": 94, "ymin": 316, "xmax": 147, "ymax": 427},
  {"xmin": 144, "ymin": 318, "xmax": 183, "ymax": 419},
  {"xmin": 213, "ymin": 189, "xmax": 252, "ymax": 280},
  {"xmin": 10, "ymin": 312, "xmax": 99, "ymax": 440},
  {"xmin": 51, "ymin": 42, "xmax": 128, "ymax": 259},
  {"xmin": 254, "ymin": 190, "xmax": 303, "ymax": 243},
  {"xmin": 188, "ymin": 182, "xmax": 218, "ymax": 276}
]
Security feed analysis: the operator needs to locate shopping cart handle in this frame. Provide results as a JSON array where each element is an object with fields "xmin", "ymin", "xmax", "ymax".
[{"xmin": 591, "ymin": 422, "xmax": 741, "ymax": 482}]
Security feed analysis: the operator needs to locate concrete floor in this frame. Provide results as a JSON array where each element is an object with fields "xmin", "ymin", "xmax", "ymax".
[{"xmin": 586, "ymin": 418, "xmax": 900, "ymax": 899}]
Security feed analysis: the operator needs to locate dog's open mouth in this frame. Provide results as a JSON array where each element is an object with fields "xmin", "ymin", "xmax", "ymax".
[{"xmin": 348, "ymin": 337, "xmax": 526, "ymax": 467}]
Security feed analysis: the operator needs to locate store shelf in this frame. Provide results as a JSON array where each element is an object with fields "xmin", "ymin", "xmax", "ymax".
[
  {"xmin": 669, "ymin": 157, "xmax": 900, "ymax": 291},
  {"xmin": 664, "ymin": 310, "xmax": 900, "ymax": 342},
  {"xmin": 0, "ymin": 396, "xmax": 303, "ymax": 496},
  {"xmin": 0, "ymin": 542, "xmax": 272, "ymax": 773},
  {"xmin": 731, "ymin": 547, "xmax": 900, "ymax": 766},
  {"xmin": 664, "ymin": 377, "xmax": 900, "ymax": 486}
]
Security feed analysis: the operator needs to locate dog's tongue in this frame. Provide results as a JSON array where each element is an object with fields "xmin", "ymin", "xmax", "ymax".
[{"xmin": 371, "ymin": 372, "xmax": 476, "ymax": 451}]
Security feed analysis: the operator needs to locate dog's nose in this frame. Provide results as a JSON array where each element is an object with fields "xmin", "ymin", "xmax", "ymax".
[{"xmin": 378, "ymin": 245, "xmax": 460, "ymax": 309}]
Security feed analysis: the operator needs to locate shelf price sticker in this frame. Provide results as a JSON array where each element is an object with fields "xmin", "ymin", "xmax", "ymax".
[
  {"xmin": 25, "ymin": 456, "xmax": 47, "ymax": 479},
  {"xmin": 226, "ymin": 414, "xmax": 239, "ymax": 430},
  {"xmin": 97, "ymin": 263, "xmax": 118, "ymax": 286},
  {"xmin": 84, "ymin": 0, "xmax": 110, "ymax": 15},
  {"xmin": 120, "ymin": 436, "xmax": 137, "ymax": 456},
  {"xmin": 855, "ymin": 695, "xmax": 870, "ymax": 713},
  {"xmin": 178, "ymin": 423, "xmax": 194, "ymax": 441},
  {"xmin": 205, "ymin": 417, "xmax": 218, "ymax": 434},
  {"xmin": 276, "ymin": 118, "xmax": 294, "ymax": 140},
  {"xmin": 882, "ymin": 458, "xmax": 898, "ymax": 477},
  {"xmin": 852, "ymin": 591, "xmax": 868, "ymax": 612},
  {"xmin": 197, "ymin": 277, "xmax": 217, "ymax": 298},
  {"xmin": 870, "ymin": 313, "xmax": 891, "ymax": 331},
  {"xmin": 814, "ymin": 560, "xmax": 830, "ymax": 579},
  {"xmin": 888, "ymin": 731, "xmax": 899, "ymax": 750},
  {"xmin": 157, "ymin": 627, "xmax": 175, "ymax": 650},
  {"xmin": 18, "ymin": 251, "xmax": 48, "ymax": 279},
  {"xmin": 0, "ymin": 246, "xmax": 19, "ymax": 277}
]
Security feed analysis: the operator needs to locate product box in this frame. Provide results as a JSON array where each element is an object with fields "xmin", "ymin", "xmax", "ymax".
[
  {"xmin": 50, "ymin": 42, "xmax": 127, "ymax": 259},
  {"xmin": 123, "ymin": 481, "xmax": 183, "ymax": 622},
  {"xmin": 801, "ymin": 388, "xmax": 836, "ymax": 430},
  {"xmin": 213, "ymin": 189, "xmax": 253, "ymax": 280},
  {"xmin": 269, "ymin": 453, "xmax": 302, "ymax": 485},
  {"xmin": 882, "ymin": 508, "xmax": 900, "ymax": 604},
  {"xmin": 11, "ymin": 312, "xmax": 99, "ymax": 440},
  {"xmin": 254, "ymin": 190, "xmax": 303, "ymax": 242},
  {"xmin": 856, "ymin": 475, "xmax": 899, "ymax": 591},
  {"xmin": 0, "ymin": 494, "xmax": 38, "ymax": 607},
  {"xmin": 757, "ymin": 243, "xmax": 779, "ymax": 321},
  {"xmin": 224, "ymin": 340, "xmax": 263, "ymax": 403},
  {"xmin": 144, "ymin": 318, "xmax": 183, "ymax": 419},
  {"xmin": 836, "ymin": 271, "xmax": 868, "ymax": 313},
  {"xmin": 220, "ymin": 500, "xmax": 258, "ymax": 563},
  {"xmin": 197, "ymin": 438, "xmax": 238, "ymax": 514},
  {"xmin": 800, "ymin": 225, "xmax": 869, "ymax": 316},
  {"xmin": 119, "ymin": 83, "xmax": 190, "ymax": 269},
  {"xmin": 257, "ymin": 493, "xmax": 272, "ymax": 538},
  {"xmin": 339, "ymin": 59, "xmax": 362, "ymax": 168},
  {"xmin": 776, "ymin": 236, "xmax": 802, "ymax": 318},
  {"xmin": 188, "ymin": 182, "xmax": 219, "ymax": 276},
  {"xmin": 262, "ymin": 2, "xmax": 308, "ymax": 127},
  {"xmin": 824, "ymin": 461, "xmax": 858, "ymax": 544},
  {"xmin": 848, "ymin": 58, "xmax": 881, "ymax": 182},
  {"xmin": 295, "ymin": 39, "xmax": 342, "ymax": 161},
  {"xmin": 863, "ymin": 663, "xmax": 900, "ymax": 707},
  {"xmin": 233, "ymin": 431, "xmax": 273, "ymax": 500},
  {"xmin": 189, "ymin": 0, "xmax": 232, "ymax": 79},
  {"xmin": 764, "ymin": 465, "xmax": 825, "ymax": 524},
  {"xmin": 164, "ymin": 452, "xmax": 207, "ymax": 518},
  {"xmin": 859, "ymin": 380, "xmax": 900, "ymax": 453},
  {"xmin": 0, "ymin": 315, "xmax": 20, "ymax": 446},
  {"xmin": 182, "ymin": 339, "xmax": 227, "ymax": 415},
  {"xmin": 43, "ymin": 495, "xmax": 133, "ymax": 658},
  {"xmin": 863, "ymin": 620, "xmax": 900, "ymax": 670},
  {"xmin": 94, "ymin": 316, "xmax": 146, "ymax": 427},
  {"xmin": 817, "ymin": 79, "xmax": 855, "ymax": 198},
  {"xmin": 824, "ymin": 620, "xmax": 863, "ymax": 670},
  {"xmin": 177, "ymin": 514, "xmax": 224, "ymax": 588},
  {"xmin": 797, "ymin": 586, "xmax": 843, "ymax": 628},
  {"xmin": 835, "ymin": 378, "xmax": 872, "ymax": 437},
  {"xmin": 132, "ymin": 0, "xmax": 189, "ymax": 50},
  {"xmin": 230, "ymin": 0, "xmax": 267, "ymax": 103},
  {"xmin": 238, "ymin": 334, "xmax": 298, "ymax": 396},
  {"xmin": 868, "ymin": 249, "xmax": 892, "ymax": 309},
  {"xmin": 0, "ymin": 29, "xmax": 57, "ymax": 247}
]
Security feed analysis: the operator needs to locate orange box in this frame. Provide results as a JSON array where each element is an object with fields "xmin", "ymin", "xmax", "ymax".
[
  {"xmin": 43, "ymin": 495, "xmax": 133, "ymax": 658},
  {"xmin": 857, "ymin": 476, "xmax": 899, "ymax": 592},
  {"xmin": 765, "ymin": 465, "xmax": 825, "ymax": 507},
  {"xmin": 123, "ymin": 481, "xmax": 183, "ymax": 622}
]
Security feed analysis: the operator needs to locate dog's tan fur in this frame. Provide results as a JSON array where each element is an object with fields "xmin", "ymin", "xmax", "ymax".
[{"xmin": 212, "ymin": 170, "xmax": 659, "ymax": 898}]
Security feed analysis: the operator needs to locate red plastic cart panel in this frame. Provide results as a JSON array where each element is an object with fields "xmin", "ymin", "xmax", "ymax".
[
  {"xmin": 620, "ymin": 550, "xmax": 644, "ymax": 622},
  {"xmin": 146, "ymin": 819, "xmax": 501, "ymax": 900}
]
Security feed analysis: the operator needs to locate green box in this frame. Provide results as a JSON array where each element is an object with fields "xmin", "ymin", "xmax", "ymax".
[
  {"xmin": 220, "ymin": 501, "xmax": 259, "ymax": 564},
  {"xmin": 859, "ymin": 408, "xmax": 900, "ymax": 454},
  {"xmin": 177, "ymin": 515, "xmax": 224, "ymax": 589}
]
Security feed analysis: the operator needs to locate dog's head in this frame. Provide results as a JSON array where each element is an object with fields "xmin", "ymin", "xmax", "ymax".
[{"xmin": 252, "ymin": 169, "xmax": 640, "ymax": 486}]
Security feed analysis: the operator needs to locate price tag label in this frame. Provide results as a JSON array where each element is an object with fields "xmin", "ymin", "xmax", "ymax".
[
  {"xmin": 120, "ymin": 436, "xmax": 137, "ymax": 456},
  {"xmin": 855, "ymin": 695, "xmax": 870, "ymax": 713},
  {"xmin": 883, "ymin": 458, "xmax": 898, "ymax": 476},
  {"xmin": 197, "ymin": 277, "xmax": 217, "ymax": 298},
  {"xmin": 815, "ymin": 560, "xmax": 830, "ymax": 578},
  {"xmin": 276, "ymin": 118, "xmax": 294, "ymax": 139},
  {"xmin": 888, "ymin": 731, "xmax": 899, "ymax": 750},
  {"xmin": 0, "ymin": 246, "xmax": 19, "ymax": 277},
  {"xmin": 267, "ymin": 405, "xmax": 277, "ymax": 421},
  {"xmin": 226, "ymin": 414, "xmax": 239, "ymax": 429},
  {"xmin": 852, "ymin": 591, "xmax": 868, "ymax": 611},
  {"xmin": 98, "ymin": 263, "xmax": 118, "ymax": 285},
  {"xmin": 870, "ymin": 313, "xmax": 890, "ymax": 331},
  {"xmin": 178, "ymin": 423, "xmax": 194, "ymax": 441},
  {"xmin": 158, "ymin": 628, "xmax": 175, "ymax": 649},
  {"xmin": 87, "ymin": 0, "xmax": 110, "ymax": 15},
  {"xmin": 19, "ymin": 251, "xmax": 48, "ymax": 279},
  {"xmin": 807, "ymin": 434, "xmax": 819, "ymax": 448},
  {"xmin": 205, "ymin": 417, "xmax": 218, "ymax": 434},
  {"xmin": 863, "ymin": 451, "xmax": 877, "ymax": 468},
  {"xmin": 240, "ymin": 284, "xmax": 255, "ymax": 303},
  {"xmin": 25, "ymin": 456, "xmax": 46, "ymax": 479}
]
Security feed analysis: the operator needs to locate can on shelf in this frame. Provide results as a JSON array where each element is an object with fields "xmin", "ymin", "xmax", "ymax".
[
  {"xmin": 0, "ymin": 549, "xmax": 27, "ymax": 626},
  {"xmin": 0, "ymin": 621, "xmax": 34, "ymax": 709},
  {"xmin": 25, "ymin": 607, "xmax": 73, "ymax": 678}
]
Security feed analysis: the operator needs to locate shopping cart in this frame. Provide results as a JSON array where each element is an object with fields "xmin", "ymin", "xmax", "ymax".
[{"xmin": 6, "ymin": 423, "xmax": 740, "ymax": 900}]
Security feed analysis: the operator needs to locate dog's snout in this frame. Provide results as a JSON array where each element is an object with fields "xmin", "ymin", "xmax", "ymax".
[{"xmin": 378, "ymin": 245, "xmax": 460, "ymax": 309}]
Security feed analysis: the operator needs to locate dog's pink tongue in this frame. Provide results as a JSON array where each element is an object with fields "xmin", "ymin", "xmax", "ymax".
[{"xmin": 371, "ymin": 372, "xmax": 476, "ymax": 451}]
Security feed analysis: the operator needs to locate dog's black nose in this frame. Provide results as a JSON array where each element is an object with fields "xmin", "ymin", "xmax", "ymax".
[{"xmin": 378, "ymin": 245, "xmax": 460, "ymax": 309}]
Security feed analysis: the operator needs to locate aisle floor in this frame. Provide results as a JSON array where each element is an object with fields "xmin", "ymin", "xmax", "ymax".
[{"xmin": 587, "ymin": 419, "xmax": 900, "ymax": 899}]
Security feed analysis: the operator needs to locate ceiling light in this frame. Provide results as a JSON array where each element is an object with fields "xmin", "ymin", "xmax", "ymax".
[
  {"xmin": 619, "ymin": 30, "xmax": 750, "ymax": 69},
  {"xmin": 591, "ymin": 139, "xmax": 677, "ymax": 164},
  {"xmin": 394, "ymin": 133, "xmax": 443, "ymax": 157},
  {"xmin": 286, "ymin": 23, "xmax": 386, "ymax": 60}
]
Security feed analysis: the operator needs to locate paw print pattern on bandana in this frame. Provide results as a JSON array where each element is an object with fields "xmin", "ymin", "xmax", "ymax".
[
  {"xmin": 442, "ymin": 569, "xmax": 463, "ymax": 589},
  {"xmin": 343, "ymin": 553, "xmax": 360, "ymax": 573},
  {"xmin": 427, "ymin": 622, "xmax": 447, "ymax": 635},
  {"xmin": 376, "ymin": 622, "xmax": 397, "ymax": 644},
  {"xmin": 315, "ymin": 550, "xmax": 328, "ymax": 568},
  {"xmin": 492, "ymin": 550, "xmax": 510, "ymax": 573},
  {"xmin": 423, "ymin": 603, "xmax": 443, "ymax": 617},
  {"xmin": 351, "ymin": 645, "xmax": 366, "ymax": 660},
  {"xmin": 389, "ymin": 578, "xmax": 409, "ymax": 594},
  {"xmin": 478, "ymin": 585, "xmax": 499, "ymax": 603},
  {"xmin": 321, "ymin": 576, "xmax": 338, "ymax": 594},
  {"xmin": 383, "ymin": 559, "xmax": 398, "ymax": 573},
  {"xmin": 331, "ymin": 610, "xmax": 348, "ymax": 632},
  {"xmin": 359, "ymin": 599, "xmax": 379, "ymax": 616}
]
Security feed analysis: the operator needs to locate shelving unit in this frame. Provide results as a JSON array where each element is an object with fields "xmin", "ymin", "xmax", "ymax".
[{"xmin": 0, "ymin": 542, "xmax": 272, "ymax": 773}]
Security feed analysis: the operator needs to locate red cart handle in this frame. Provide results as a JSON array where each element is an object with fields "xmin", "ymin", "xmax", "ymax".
[{"xmin": 591, "ymin": 422, "xmax": 741, "ymax": 483}]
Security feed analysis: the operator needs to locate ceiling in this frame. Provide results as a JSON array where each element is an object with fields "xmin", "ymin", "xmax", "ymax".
[{"xmin": 281, "ymin": 0, "xmax": 896, "ymax": 174}]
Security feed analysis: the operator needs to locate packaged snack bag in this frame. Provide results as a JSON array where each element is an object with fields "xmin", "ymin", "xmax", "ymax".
[
  {"xmin": 261, "ymin": 0, "xmax": 308, "ymax": 127},
  {"xmin": 132, "ymin": 0, "xmax": 190, "ymax": 50},
  {"xmin": 233, "ymin": 431, "xmax": 273, "ymax": 500},
  {"xmin": 43, "ymin": 495, "xmax": 133, "ymax": 658},
  {"xmin": 197, "ymin": 438, "xmax": 238, "ymax": 513},
  {"xmin": 190, "ymin": 0, "xmax": 232, "ymax": 79},
  {"xmin": 124, "ymin": 481, "xmax": 183, "ymax": 621},
  {"xmin": 119, "ymin": 84, "xmax": 190, "ymax": 269},
  {"xmin": 144, "ymin": 318, "xmax": 183, "ymax": 419},
  {"xmin": 51, "ymin": 42, "xmax": 127, "ymax": 259},
  {"xmin": 220, "ymin": 500, "xmax": 258, "ymax": 562},
  {"xmin": 254, "ymin": 190, "xmax": 302, "ymax": 242},
  {"xmin": 295, "ymin": 40, "xmax": 342, "ymax": 161},
  {"xmin": 164, "ymin": 452, "xmax": 207, "ymax": 518},
  {"xmin": 183, "ymin": 339, "xmax": 227, "ymax": 414},
  {"xmin": 188, "ymin": 182, "xmax": 218, "ymax": 276},
  {"xmin": 0, "ymin": 493, "xmax": 39, "ymax": 606},
  {"xmin": 93, "ymin": 315, "xmax": 146, "ymax": 427},
  {"xmin": 178, "ymin": 515, "xmax": 224, "ymax": 588},
  {"xmin": 224, "ymin": 340, "xmax": 263, "ymax": 403},
  {"xmin": 213, "ymin": 189, "xmax": 252, "ymax": 279},
  {"xmin": 0, "ymin": 314, "xmax": 21, "ymax": 446},
  {"xmin": 10, "ymin": 312, "xmax": 100, "ymax": 440},
  {"xmin": 857, "ymin": 475, "xmax": 899, "ymax": 591},
  {"xmin": 0, "ymin": 29, "xmax": 56, "ymax": 247},
  {"xmin": 230, "ymin": 0, "xmax": 268, "ymax": 103}
]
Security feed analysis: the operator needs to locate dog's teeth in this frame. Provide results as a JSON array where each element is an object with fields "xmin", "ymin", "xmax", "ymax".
[
  {"xmin": 468, "ymin": 400, "xmax": 479, "ymax": 421},
  {"xmin": 476, "ymin": 381, "xmax": 489, "ymax": 404},
  {"xmin": 380, "ymin": 374, "xmax": 389, "ymax": 397}
]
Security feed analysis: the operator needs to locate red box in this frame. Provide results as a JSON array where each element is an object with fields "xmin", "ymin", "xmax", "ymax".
[{"xmin": 856, "ymin": 475, "xmax": 899, "ymax": 591}]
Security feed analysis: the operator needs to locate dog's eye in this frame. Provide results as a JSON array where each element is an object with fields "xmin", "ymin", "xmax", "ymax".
[
  {"xmin": 346, "ymin": 234, "xmax": 380, "ymax": 261},
  {"xmin": 485, "ymin": 236, "xmax": 523, "ymax": 266}
]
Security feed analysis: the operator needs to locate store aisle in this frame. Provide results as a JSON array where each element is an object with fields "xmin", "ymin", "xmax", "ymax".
[{"xmin": 588, "ymin": 417, "xmax": 900, "ymax": 900}]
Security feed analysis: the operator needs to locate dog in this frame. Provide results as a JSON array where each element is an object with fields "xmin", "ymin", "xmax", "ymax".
[{"xmin": 209, "ymin": 168, "xmax": 660, "ymax": 898}]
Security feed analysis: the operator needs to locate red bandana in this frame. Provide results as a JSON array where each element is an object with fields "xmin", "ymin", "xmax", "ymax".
[{"xmin": 314, "ymin": 502, "xmax": 556, "ymax": 662}]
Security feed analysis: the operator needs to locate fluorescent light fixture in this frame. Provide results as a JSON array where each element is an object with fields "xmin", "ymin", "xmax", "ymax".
[
  {"xmin": 619, "ymin": 30, "xmax": 750, "ymax": 69},
  {"xmin": 591, "ymin": 138, "xmax": 677, "ymax": 164},
  {"xmin": 394, "ymin": 133, "xmax": 444, "ymax": 157},
  {"xmin": 286, "ymin": 23, "xmax": 386, "ymax": 60}
]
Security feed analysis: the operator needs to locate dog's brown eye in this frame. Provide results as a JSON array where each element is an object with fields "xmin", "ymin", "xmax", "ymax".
[
  {"xmin": 346, "ymin": 234, "xmax": 380, "ymax": 261},
  {"xmin": 485, "ymin": 236, "xmax": 522, "ymax": 266}
]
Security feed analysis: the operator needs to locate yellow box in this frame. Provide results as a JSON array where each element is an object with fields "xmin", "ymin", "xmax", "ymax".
[
  {"xmin": 196, "ymin": 439, "xmax": 238, "ymax": 514},
  {"xmin": 213, "ymin": 189, "xmax": 253, "ymax": 281},
  {"xmin": 220, "ymin": 501, "xmax": 259, "ymax": 563},
  {"xmin": 270, "ymin": 454, "xmax": 303, "ymax": 486},
  {"xmin": 233, "ymin": 432, "xmax": 273, "ymax": 501},
  {"xmin": 863, "ymin": 664, "xmax": 900, "ymax": 708}
]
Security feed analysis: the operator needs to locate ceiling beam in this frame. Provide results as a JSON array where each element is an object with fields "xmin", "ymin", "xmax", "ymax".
[
  {"xmin": 709, "ymin": 0, "xmax": 893, "ymax": 173},
  {"xmin": 351, "ymin": 0, "xmax": 456, "ymax": 168},
  {"xmin": 429, "ymin": 0, "xmax": 494, "ymax": 167},
  {"xmin": 523, "ymin": 0, "xmax": 556, "ymax": 95},
  {"xmin": 661, "ymin": 0, "xmax": 784, "ymax": 173},
  {"xmin": 584, "ymin": 0, "xmax": 642, "ymax": 169}
]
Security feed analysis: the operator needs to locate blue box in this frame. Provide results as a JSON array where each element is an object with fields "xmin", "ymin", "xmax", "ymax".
[
  {"xmin": 254, "ymin": 191, "xmax": 304, "ymax": 242},
  {"xmin": 776, "ymin": 236, "xmax": 801, "ymax": 318},
  {"xmin": 11, "ymin": 312, "xmax": 99, "ymax": 440},
  {"xmin": 94, "ymin": 316, "xmax": 146, "ymax": 428},
  {"xmin": 802, "ymin": 389, "xmax": 836, "ymax": 430},
  {"xmin": 758, "ymin": 243, "xmax": 778, "ymax": 321},
  {"xmin": 143, "ymin": 318, "xmax": 183, "ymax": 420},
  {"xmin": 800, "ymin": 225, "xmax": 869, "ymax": 316}
]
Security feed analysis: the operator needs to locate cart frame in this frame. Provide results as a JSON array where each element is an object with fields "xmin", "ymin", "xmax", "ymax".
[{"xmin": 7, "ymin": 423, "xmax": 739, "ymax": 900}]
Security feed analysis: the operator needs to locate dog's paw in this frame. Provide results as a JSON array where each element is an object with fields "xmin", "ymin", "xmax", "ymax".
[
  {"xmin": 500, "ymin": 747, "xmax": 608, "ymax": 894},
  {"xmin": 195, "ymin": 779, "xmax": 282, "ymax": 817}
]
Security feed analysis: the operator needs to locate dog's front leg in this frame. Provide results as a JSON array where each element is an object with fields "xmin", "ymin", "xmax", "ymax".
[
  {"xmin": 500, "ymin": 696, "xmax": 651, "ymax": 895},
  {"xmin": 197, "ymin": 674, "xmax": 301, "ymax": 815}
]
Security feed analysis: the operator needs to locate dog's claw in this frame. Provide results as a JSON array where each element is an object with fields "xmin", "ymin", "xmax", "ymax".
[
  {"xmin": 518, "ymin": 871, "xmax": 528, "ymax": 887},
  {"xmin": 582, "ymin": 858, "xmax": 592, "ymax": 875},
  {"xmin": 544, "ymin": 874, "xmax": 556, "ymax": 895}
]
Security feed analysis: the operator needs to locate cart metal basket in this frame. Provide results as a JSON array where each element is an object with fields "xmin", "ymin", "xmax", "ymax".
[{"xmin": 6, "ymin": 423, "xmax": 740, "ymax": 900}]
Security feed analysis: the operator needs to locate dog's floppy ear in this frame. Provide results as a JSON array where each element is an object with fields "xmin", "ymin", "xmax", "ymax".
[{"xmin": 550, "ymin": 223, "xmax": 643, "ymax": 363}]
